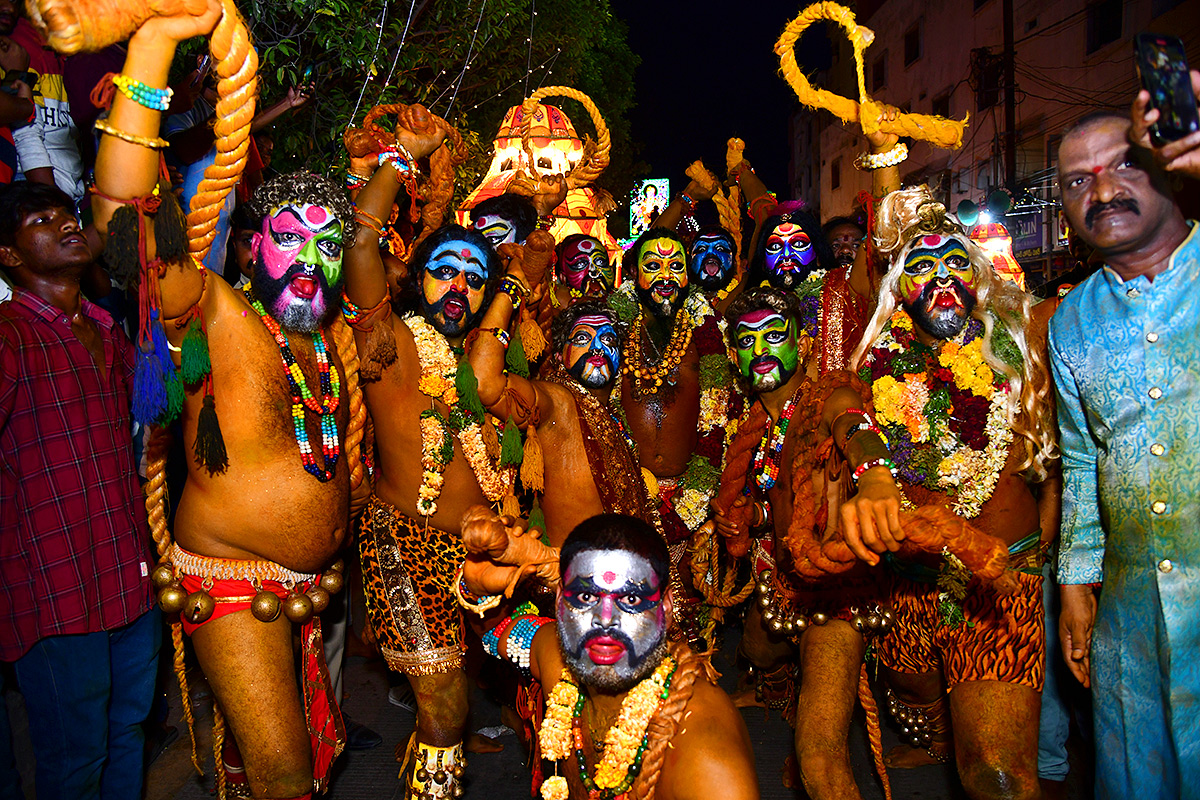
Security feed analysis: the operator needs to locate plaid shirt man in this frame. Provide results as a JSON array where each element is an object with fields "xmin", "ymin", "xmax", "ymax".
[{"xmin": 0, "ymin": 286, "xmax": 153, "ymax": 662}]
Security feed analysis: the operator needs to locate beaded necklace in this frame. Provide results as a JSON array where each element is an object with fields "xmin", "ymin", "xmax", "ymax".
[
  {"xmin": 622, "ymin": 308, "xmax": 693, "ymax": 398},
  {"xmin": 752, "ymin": 388, "xmax": 801, "ymax": 491},
  {"xmin": 246, "ymin": 289, "xmax": 341, "ymax": 482}
]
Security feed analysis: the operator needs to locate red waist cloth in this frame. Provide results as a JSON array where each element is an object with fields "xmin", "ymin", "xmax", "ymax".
[{"xmin": 178, "ymin": 574, "xmax": 345, "ymax": 790}]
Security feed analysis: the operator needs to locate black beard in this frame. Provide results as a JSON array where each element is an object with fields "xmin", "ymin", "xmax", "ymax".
[
  {"xmin": 635, "ymin": 280, "xmax": 685, "ymax": 320},
  {"xmin": 568, "ymin": 349, "xmax": 616, "ymax": 389},
  {"xmin": 691, "ymin": 257, "xmax": 734, "ymax": 291},
  {"xmin": 766, "ymin": 260, "xmax": 814, "ymax": 290},
  {"xmin": 421, "ymin": 289, "xmax": 481, "ymax": 338},
  {"xmin": 903, "ymin": 278, "xmax": 978, "ymax": 340},
  {"xmin": 251, "ymin": 257, "xmax": 341, "ymax": 333},
  {"xmin": 558, "ymin": 625, "xmax": 668, "ymax": 694},
  {"xmin": 747, "ymin": 355, "xmax": 794, "ymax": 392}
]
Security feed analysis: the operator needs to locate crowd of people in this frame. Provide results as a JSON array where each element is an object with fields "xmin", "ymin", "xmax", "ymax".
[{"xmin": 2, "ymin": 3, "xmax": 1199, "ymax": 800}]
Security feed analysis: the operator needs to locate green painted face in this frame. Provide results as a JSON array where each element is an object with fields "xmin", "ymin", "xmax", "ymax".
[{"xmin": 733, "ymin": 310, "xmax": 799, "ymax": 392}]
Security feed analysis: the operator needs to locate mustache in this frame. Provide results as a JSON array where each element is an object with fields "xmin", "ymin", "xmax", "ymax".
[
  {"xmin": 575, "ymin": 627, "xmax": 637, "ymax": 657},
  {"xmin": 749, "ymin": 354, "xmax": 783, "ymax": 373},
  {"xmin": 921, "ymin": 275, "xmax": 970, "ymax": 305},
  {"xmin": 1085, "ymin": 197, "xmax": 1139, "ymax": 229}
]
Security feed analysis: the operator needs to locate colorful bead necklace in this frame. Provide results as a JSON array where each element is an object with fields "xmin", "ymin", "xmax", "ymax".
[
  {"xmin": 247, "ymin": 290, "xmax": 341, "ymax": 482},
  {"xmin": 753, "ymin": 389, "xmax": 801, "ymax": 491},
  {"xmin": 622, "ymin": 308, "xmax": 693, "ymax": 398}
]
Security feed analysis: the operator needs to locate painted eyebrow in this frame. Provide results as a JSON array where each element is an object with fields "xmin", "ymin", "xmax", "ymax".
[
  {"xmin": 431, "ymin": 248, "xmax": 484, "ymax": 269},
  {"xmin": 273, "ymin": 207, "xmax": 340, "ymax": 234},
  {"xmin": 565, "ymin": 574, "xmax": 654, "ymax": 595},
  {"xmin": 737, "ymin": 316, "xmax": 787, "ymax": 332}
]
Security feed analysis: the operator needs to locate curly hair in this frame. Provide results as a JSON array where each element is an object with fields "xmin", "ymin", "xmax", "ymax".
[
  {"xmin": 723, "ymin": 286, "xmax": 802, "ymax": 348},
  {"xmin": 250, "ymin": 172, "xmax": 358, "ymax": 244},
  {"xmin": 550, "ymin": 298, "xmax": 626, "ymax": 355},
  {"xmin": 850, "ymin": 185, "xmax": 1057, "ymax": 481}
]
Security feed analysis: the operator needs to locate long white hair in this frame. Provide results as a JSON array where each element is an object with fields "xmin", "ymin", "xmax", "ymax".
[{"xmin": 850, "ymin": 185, "xmax": 1056, "ymax": 481}]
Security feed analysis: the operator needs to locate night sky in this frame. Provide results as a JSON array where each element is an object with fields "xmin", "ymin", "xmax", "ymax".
[{"xmin": 610, "ymin": 0, "xmax": 831, "ymax": 201}]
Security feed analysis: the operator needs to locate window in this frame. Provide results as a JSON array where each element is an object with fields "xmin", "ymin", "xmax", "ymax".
[
  {"xmin": 904, "ymin": 22, "xmax": 922, "ymax": 66},
  {"xmin": 932, "ymin": 93, "xmax": 951, "ymax": 119},
  {"xmin": 1086, "ymin": 0, "xmax": 1122, "ymax": 54},
  {"xmin": 831, "ymin": 157, "xmax": 842, "ymax": 191},
  {"xmin": 872, "ymin": 51, "xmax": 887, "ymax": 93},
  {"xmin": 973, "ymin": 49, "xmax": 1002, "ymax": 110}
]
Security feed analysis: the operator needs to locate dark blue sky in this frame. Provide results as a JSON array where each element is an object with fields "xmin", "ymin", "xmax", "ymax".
[{"xmin": 611, "ymin": 0, "xmax": 832, "ymax": 197}]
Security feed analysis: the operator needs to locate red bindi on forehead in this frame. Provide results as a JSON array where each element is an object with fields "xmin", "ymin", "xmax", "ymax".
[
  {"xmin": 305, "ymin": 206, "xmax": 329, "ymax": 225},
  {"xmin": 603, "ymin": 571, "xmax": 617, "ymax": 584},
  {"xmin": 1092, "ymin": 166, "xmax": 1103, "ymax": 174},
  {"xmin": 922, "ymin": 235, "xmax": 942, "ymax": 247},
  {"xmin": 461, "ymin": 248, "xmax": 472, "ymax": 259}
]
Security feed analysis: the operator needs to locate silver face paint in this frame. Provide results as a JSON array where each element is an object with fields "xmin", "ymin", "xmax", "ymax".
[
  {"xmin": 556, "ymin": 549, "xmax": 668, "ymax": 692},
  {"xmin": 472, "ymin": 213, "xmax": 517, "ymax": 245}
]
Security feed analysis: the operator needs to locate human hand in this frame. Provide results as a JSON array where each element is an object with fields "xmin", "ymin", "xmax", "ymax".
[
  {"xmin": 530, "ymin": 173, "xmax": 567, "ymax": 217},
  {"xmin": 394, "ymin": 103, "xmax": 448, "ymax": 162},
  {"xmin": 461, "ymin": 505, "xmax": 559, "ymax": 595},
  {"xmin": 131, "ymin": 0, "xmax": 223, "ymax": 47},
  {"xmin": 285, "ymin": 83, "xmax": 313, "ymax": 109},
  {"xmin": 0, "ymin": 36, "xmax": 29, "ymax": 73},
  {"xmin": 1131, "ymin": 70, "xmax": 1200, "ymax": 180},
  {"xmin": 1059, "ymin": 583, "xmax": 1097, "ymax": 688},
  {"xmin": 839, "ymin": 469, "xmax": 904, "ymax": 566},
  {"xmin": 862, "ymin": 101, "xmax": 901, "ymax": 154},
  {"xmin": 712, "ymin": 495, "xmax": 750, "ymax": 540},
  {"xmin": 684, "ymin": 161, "xmax": 720, "ymax": 200}
]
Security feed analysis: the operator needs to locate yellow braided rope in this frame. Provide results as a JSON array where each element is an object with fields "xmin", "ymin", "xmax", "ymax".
[
  {"xmin": 520, "ymin": 86, "xmax": 611, "ymax": 189},
  {"xmin": 775, "ymin": 1, "xmax": 967, "ymax": 150},
  {"xmin": 332, "ymin": 315, "xmax": 368, "ymax": 493},
  {"xmin": 690, "ymin": 522, "xmax": 755, "ymax": 610}
]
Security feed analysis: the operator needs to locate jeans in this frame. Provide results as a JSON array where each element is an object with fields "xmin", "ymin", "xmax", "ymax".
[
  {"xmin": 1038, "ymin": 561, "xmax": 1071, "ymax": 781},
  {"xmin": 13, "ymin": 607, "xmax": 161, "ymax": 800}
]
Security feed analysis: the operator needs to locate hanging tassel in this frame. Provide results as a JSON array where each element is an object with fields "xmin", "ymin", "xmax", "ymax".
[
  {"xmin": 520, "ymin": 424, "xmax": 544, "ymax": 494},
  {"xmin": 500, "ymin": 416, "xmax": 523, "ymax": 467},
  {"xmin": 519, "ymin": 310, "xmax": 547, "ymax": 362},
  {"xmin": 152, "ymin": 189, "xmax": 189, "ymax": 262},
  {"xmin": 454, "ymin": 361, "xmax": 486, "ymax": 419},
  {"xmin": 500, "ymin": 493, "xmax": 521, "ymax": 518},
  {"xmin": 163, "ymin": 368, "xmax": 185, "ymax": 425},
  {"xmin": 481, "ymin": 416, "xmax": 500, "ymax": 461},
  {"xmin": 180, "ymin": 316, "xmax": 212, "ymax": 386},
  {"xmin": 149, "ymin": 315, "xmax": 183, "ymax": 425},
  {"xmin": 193, "ymin": 390, "xmax": 229, "ymax": 475},
  {"xmin": 359, "ymin": 321, "xmax": 397, "ymax": 382},
  {"xmin": 528, "ymin": 495, "xmax": 549, "ymax": 546},
  {"xmin": 505, "ymin": 326, "xmax": 530, "ymax": 378},
  {"xmin": 133, "ymin": 343, "xmax": 169, "ymax": 426}
]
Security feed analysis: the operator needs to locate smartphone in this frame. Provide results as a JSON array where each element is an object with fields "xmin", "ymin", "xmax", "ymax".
[{"xmin": 1134, "ymin": 33, "xmax": 1200, "ymax": 146}]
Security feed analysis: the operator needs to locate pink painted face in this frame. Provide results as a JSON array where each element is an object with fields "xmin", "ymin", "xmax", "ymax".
[{"xmin": 250, "ymin": 203, "xmax": 344, "ymax": 331}]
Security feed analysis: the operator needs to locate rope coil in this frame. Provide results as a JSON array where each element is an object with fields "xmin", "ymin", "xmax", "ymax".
[{"xmin": 519, "ymin": 86, "xmax": 610, "ymax": 189}]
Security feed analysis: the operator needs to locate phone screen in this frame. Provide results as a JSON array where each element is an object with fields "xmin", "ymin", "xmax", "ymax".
[{"xmin": 1134, "ymin": 34, "xmax": 1200, "ymax": 145}]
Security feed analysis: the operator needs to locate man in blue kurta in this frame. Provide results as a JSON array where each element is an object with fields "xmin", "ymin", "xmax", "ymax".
[{"xmin": 1049, "ymin": 108, "xmax": 1199, "ymax": 799}]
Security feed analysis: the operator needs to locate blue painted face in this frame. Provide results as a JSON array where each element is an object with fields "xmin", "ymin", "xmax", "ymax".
[
  {"xmin": 763, "ymin": 222, "xmax": 816, "ymax": 289},
  {"xmin": 564, "ymin": 315, "xmax": 621, "ymax": 389},
  {"xmin": 689, "ymin": 232, "xmax": 736, "ymax": 291},
  {"xmin": 420, "ymin": 238, "xmax": 490, "ymax": 336}
]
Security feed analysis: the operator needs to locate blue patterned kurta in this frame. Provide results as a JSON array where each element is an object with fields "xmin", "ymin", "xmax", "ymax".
[{"xmin": 1049, "ymin": 222, "xmax": 1200, "ymax": 800}]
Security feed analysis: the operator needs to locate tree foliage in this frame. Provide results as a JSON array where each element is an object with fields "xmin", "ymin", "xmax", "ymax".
[{"xmin": 192, "ymin": 0, "xmax": 641, "ymax": 201}]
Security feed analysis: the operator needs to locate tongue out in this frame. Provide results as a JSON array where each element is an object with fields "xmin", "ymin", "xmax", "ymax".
[
  {"xmin": 443, "ymin": 295, "xmax": 466, "ymax": 321},
  {"xmin": 702, "ymin": 257, "xmax": 722, "ymax": 277},
  {"xmin": 291, "ymin": 275, "xmax": 318, "ymax": 299},
  {"xmin": 931, "ymin": 288, "xmax": 961, "ymax": 309}
]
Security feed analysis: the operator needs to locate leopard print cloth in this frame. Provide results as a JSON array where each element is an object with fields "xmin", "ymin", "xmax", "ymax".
[{"xmin": 359, "ymin": 495, "xmax": 466, "ymax": 675}]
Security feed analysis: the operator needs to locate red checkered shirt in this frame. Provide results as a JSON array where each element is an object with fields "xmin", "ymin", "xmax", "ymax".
[{"xmin": 0, "ymin": 287, "xmax": 153, "ymax": 661}]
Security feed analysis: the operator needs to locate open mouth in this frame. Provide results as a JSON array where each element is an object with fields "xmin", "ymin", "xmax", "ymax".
[
  {"xmin": 587, "ymin": 354, "xmax": 608, "ymax": 368},
  {"xmin": 701, "ymin": 256, "xmax": 722, "ymax": 276},
  {"xmin": 290, "ymin": 274, "xmax": 318, "ymax": 299},
  {"xmin": 775, "ymin": 259, "xmax": 800, "ymax": 273},
  {"xmin": 442, "ymin": 294, "xmax": 467, "ymax": 321},
  {"xmin": 61, "ymin": 233, "xmax": 87, "ymax": 248},
  {"xmin": 930, "ymin": 286, "xmax": 962, "ymax": 310},
  {"xmin": 653, "ymin": 284, "xmax": 676, "ymax": 299},
  {"xmin": 585, "ymin": 636, "xmax": 626, "ymax": 665}
]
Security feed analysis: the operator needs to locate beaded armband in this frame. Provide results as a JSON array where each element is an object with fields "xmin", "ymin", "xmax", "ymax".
[
  {"xmin": 855, "ymin": 142, "xmax": 908, "ymax": 171},
  {"xmin": 113, "ymin": 74, "xmax": 174, "ymax": 111},
  {"xmin": 480, "ymin": 600, "xmax": 538, "ymax": 656},
  {"xmin": 378, "ymin": 142, "xmax": 418, "ymax": 180},
  {"xmin": 345, "ymin": 171, "xmax": 370, "ymax": 191},
  {"xmin": 678, "ymin": 192, "xmax": 697, "ymax": 212},
  {"xmin": 497, "ymin": 276, "xmax": 530, "ymax": 313},
  {"xmin": 841, "ymin": 408, "xmax": 889, "ymax": 448},
  {"xmin": 853, "ymin": 457, "xmax": 898, "ymax": 483},
  {"xmin": 505, "ymin": 614, "xmax": 552, "ymax": 676},
  {"xmin": 453, "ymin": 563, "xmax": 503, "ymax": 617},
  {"xmin": 537, "ymin": 214, "xmax": 555, "ymax": 231},
  {"xmin": 479, "ymin": 327, "xmax": 510, "ymax": 348}
]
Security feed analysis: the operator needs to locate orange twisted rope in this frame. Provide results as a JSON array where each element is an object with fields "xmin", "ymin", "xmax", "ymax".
[
  {"xmin": 858, "ymin": 664, "xmax": 892, "ymax": 800},
  {"xmin": 520, "ymin": 87, "xmax": 610, "ymax": 189},
  {"xmin": 632, "ymin": 644, "xmax": 705, "ymax": 800},
  {"xmin": 775, "ymin": 2, "xmax": 967, "ymax": 150},
  {"xmin": 332, "ymin": 316, "xmax": 367, "ymax": 492}
]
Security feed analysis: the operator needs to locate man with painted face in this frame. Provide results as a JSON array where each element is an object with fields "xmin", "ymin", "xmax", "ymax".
[
  {"xmin": 88, "ymin": 9, "xmax": 367, "ymax": 798},
  {"xmin": 711, "ymin": 286, "xmax": 900, "ymax": 799},
  {"xmin": 688, "ymin": 224, "xmax": 740, "ymax": 312},
  {"xmin": 847, "ymin": 185, "xmax": 1060, "ymax": 799},
  {"xmin": 610, "ymin": 226, "xmax": 744, "ymax": 650},
  {"xmin": 470, "ymin": 290, "xmax": 655, "ymax": 546},
  {"xmin": 1050, "ymin": 105, "xmax": 1200, "ymax": 798},
  {"xmin": 343, "ymin": 104, "xmax": 516, "ymax": 799},
  {"xmin": 458, "ymin": 512, "xmax": 758, "ymax": 800},
  {"xmin": 550, "ymin": 233, "xmax": 616, "ymax": 307},
  {"xmin": 469, "ymin": 193, "xmax": 539, "ymax": 247}
]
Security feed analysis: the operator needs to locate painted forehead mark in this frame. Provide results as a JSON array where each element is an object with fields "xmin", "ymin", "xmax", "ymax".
[
  {"xmin": 770, "ymin": 223, "xmax": 802, "ymax": 238},
  {"xmin": 271, "ymin": 206, "xmax": 339, "ymax": 234},
  {"xmin": 430, "ymin": 244, "xmax": 488, "ymax": 277},
  {"xmin": 910, "ymin": 236, "xmax": 969, "ymax": 257},
  {"xmin": 603, "ymin": 571, "xmax": 616, "ymax": 584},
  {"xmin": 737, "ymin": 309, "xmax": 786, "ymax": 329},
  {"xmin": 1092, "ymin": 165, "xmax": 1103, "ymax": 174},
  {"xmin": 573, "ymin": 314, "xmax": 613, "ymax": 327},
  {"xmin": 650, "ymin": 240, "xmax": 681, "ymax": 257}
]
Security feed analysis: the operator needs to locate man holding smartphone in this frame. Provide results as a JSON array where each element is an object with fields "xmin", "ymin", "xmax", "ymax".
[{"xmin": 1049, "ymin": 72, "xmax": 1200, "ymax": 798}]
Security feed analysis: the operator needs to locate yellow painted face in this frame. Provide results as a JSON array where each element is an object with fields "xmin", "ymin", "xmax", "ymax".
[{"xmin": 636, "ymin": 236, "xmax": 687, "ymax": 316}]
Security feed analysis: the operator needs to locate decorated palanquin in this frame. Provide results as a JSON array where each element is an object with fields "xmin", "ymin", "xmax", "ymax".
[{"xmin": 456, "ymin": 96, "xmax": 620, "ymax": 263}]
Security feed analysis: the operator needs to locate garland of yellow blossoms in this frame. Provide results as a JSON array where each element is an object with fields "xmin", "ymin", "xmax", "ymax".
[
  {"xmin": 538, "ymin": 656, "xmax": 678, "ymax": 800},
  {"xmin": 404, "ymin": 315, "xmax": 514, "ymax": 511}
]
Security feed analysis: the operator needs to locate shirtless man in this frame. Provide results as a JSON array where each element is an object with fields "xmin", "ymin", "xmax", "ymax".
[
  {"xmin": 471, "ymin": 292, "xmax": 655, "ymax": 545},
  {"xmin": 849, "ymin": 186, "xmax": 1059, "ymax": 800},
  {"xmin": 714, "ymin": 287, "xmax": 899, "ymax": 799},
  {"xmin": 91, "ymin": 7, "xmax": 356, "ymax": 798},
  {"xmin": 460, "ymin": 512, "xmax": 758, "ymax": 800},
  {"xmin": 343, "ymin": 105, "xmax": 517, "ymax": 799},
  {"xmin": 611, "ymin": 227, "xmax": 741, "ymax": 649}
]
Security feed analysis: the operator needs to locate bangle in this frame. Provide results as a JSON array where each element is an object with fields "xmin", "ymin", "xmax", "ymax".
[
  {"xmin": 536, "ymin": 214, "xmax": 555, "ymax": 231},
  {"xmin": 853, "ymin": 457, "xmax": 898, "ymax": 483},
  {"xmin": 378, "ymin": 145, "xmax": 418, "ymax": 180},
  {"xmin": 841, "ymin": 408, "xmax": 889, "ymax": 448},
  {"xmin": 678, "ymin": 192, "xmax": 696, "ymax": 212},
  {"xmin": 94, "ymin": 118, "xmax": 168, "ymax": 150},
  {"xmin": 112, "ymin": 74, "xmax": 173, "ymax": 111},
  {"xmin": 497, "ymin": 276, "xmax": 530, "ymax": 313},
  {"xmin": 752, "ymin": 500, "xmax": 771, "ymax": 528},
  {"xmin": 453, "ymin": 564, "xmax": 502, "ymax": 617},
  {"xmin": 480, "ymin": 327, "xmax": 510, "ymax": 348},
  {"xmin": 346, "ymin": 171, "xmax": 370, "ymax": 191},
  {"xmin": 855, "ymin": 142, "xmax": 908, "ymax": 171},
  {"xmin": 482, "ymin": 600, "xmax": 539, "ymax": 658}
]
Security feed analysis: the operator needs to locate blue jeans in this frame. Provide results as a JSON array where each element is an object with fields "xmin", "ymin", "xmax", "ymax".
[
  {"xmin": 1038, "ymin": 561, "xmax": 1071, "ymax": 780},
  {"xmin": 13, "ymin": 608, "xmax": 161, "ymax": 800}
]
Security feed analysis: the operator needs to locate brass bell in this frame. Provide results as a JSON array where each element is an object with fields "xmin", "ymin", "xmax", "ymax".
[
  {"xmin": 759, "ymin": 569, "xmax": 772, "ymax": 582},
  {"xmin": 769, "ymin": 618, "xmax": 784, "ymax": 633},
  {"xmin": 757, "ymin": 594, "xmax": 771, "ymax": 609},
  {"xmin": 329, "ymin": 559, "xmax": 345, "ymax": 574},
  {"xmin": 811, "ymin": 611, "xmax": 828, "ymax": 626},
  {"xmin": 761, "ymin": 609, "xmax": 776, "ymax": 623},
  {"xmin": 320, "ymin": 571, "xmax": 345, "ymax": 595},
  {"xmin": 795, "ymin": 616, "xmax": 809, "ymax": 631},
  {"xmin": 782, "ymin": 619, "xmax": 795, "ymax": 634},
  {"xmin": 434, "ymin": 769, "xmax": 447, "ymax": 784},
  {"xmin": 151, "ymin": 563, "xmax": 176, "ymax": 590},
  {"xmin": 866, "ymin": 614, "xmax": 881, "ymax": 630},
  {"xmin": 307, "ymin": 587, "xmax": 331, "ymax": 614},
  {"xmin": 158, "ymin": 583, "xmax": 187, "ymax": 614},
  {"xmin": 851, "ymin": 615, "xmax": 866, "ymax": 632},
  {"xmin": 451, "ymin": 764, "xmax": 465, "ymax": 779},
  {"xmin": 283, "ymin": 591, "xmax": 315, "ymax": 624},
  {"xmin": 453, "ymin": 783, "xmax": 465, "ymax": 797},
  {"xmin": 416, "ymin": 767, "xmax": 429, "ymax": 782},
  {"xmin": 251, "ymin": 591, "xmax": 282, "ymax": 623},
  {"xmin": 183, "ymin": 590, "xmax": 216, "ymax": 625}
]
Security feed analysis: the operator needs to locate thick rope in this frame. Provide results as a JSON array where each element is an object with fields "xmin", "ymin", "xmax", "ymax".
[
  {"xmin": 690, "ymin": 522, "xmax": 754, "ymax": 610},
  {"xmin": 332, "ymin": 316, "xmax": 367, "ymax": 492},
  {"xmin": 711, "ymin": 403, "xmax": 769, "ymax": 558},
  {"xmin": 775, "ymin": 2, "xmax": 967, "ymax": 150},
  {"xmin": 632, "ymin": 645, "xmax": 705, "ymax": 800},
  {"xmin": 520, "ymin": 87, "xmax": 610, "ymax": 188},
  {"xmin": 858, "ymin": 664, "xmax": 892, "ymax": 800},
  {"xmin": 27, "ymin": 0, "xmax": 211, "ymax": 54},
  {"xmin": 213, "ymin": 702, "xmax": 227, "ymax": 800}
]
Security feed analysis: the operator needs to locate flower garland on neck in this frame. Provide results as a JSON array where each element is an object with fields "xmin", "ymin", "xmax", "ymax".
[
  {"xmin": 404, "ymin": 315, "xmax": 514, "ymax": 514},
  {"xmin": 858, "ymin": 308, "xmax": 1014, "ymax": 519},
  {"xmin": 245, "ymin": 287, "xmax": 341, "ymax": 482},
  {"xmin": 538, "ymin": 656, "xmax": 678, "ymax": 800}
]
